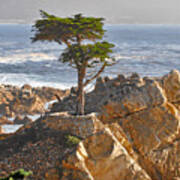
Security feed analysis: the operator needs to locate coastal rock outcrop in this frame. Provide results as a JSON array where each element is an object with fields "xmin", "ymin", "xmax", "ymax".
[
  {"xmin": 0, "ymin": 70, "xmax": 180, "ymax": 179},
  {"xmin": 0, "ymin": 84, "xmax": 69, "ymax": 117},
  {"xmin": 53, "ymin": 70, "xmax": 180, "ymax": 180},
  {"xmin": 60, "ymin": 129, "xmax": 151, "ymax": 180},
  {"xmin": 51, "ymin": 71, "xmax": 161, "ymax": 114},
  {"xmin": 98, "ymin": 70, "xmax": 180, "ymax": 180},
  {"xmin": 0, "ymin": 112, "xmax": 103, "ymax": 179}
]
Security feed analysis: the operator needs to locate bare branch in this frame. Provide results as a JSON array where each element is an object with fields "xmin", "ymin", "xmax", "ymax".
[{"xmin": 83, "ymin": 63, "xmax": 106, "ymax": 87}]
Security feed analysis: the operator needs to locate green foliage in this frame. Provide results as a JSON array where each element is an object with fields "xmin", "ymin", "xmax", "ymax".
[
  {"xmin": 61, "ymin": 41, "xmax": 115, "ymax": 68},
  {"xmin": 32, "ymin": 10, "xmax": 105, "ymax": 45},
  {"xmin": 0, "ymin": 169, "xmax": 32, "ymax": 180},
  {"xmin": 65, "ymin": 135, "xmax": 81, "ymax": 147}
]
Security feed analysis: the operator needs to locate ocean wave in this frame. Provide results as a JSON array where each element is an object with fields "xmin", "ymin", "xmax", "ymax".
[
  {"xmin": 0, "ymin": 41, "xmax": 17, "ymax": 46},
  {"xmin": 113, "ymin": 54, "xmax": 131, "ymax": 60},
  {"xmin": 0, "ymin": 72, "xmax": 75, "ymax": 89},
  {"xmin": 0, "ymin": 52, "xmax": 56, "ymax": 64},
  {"xmin": 2, "ymin": 124, "xmax": 23, "ymax": 134},
  {"xmin": 0, "ymin": 77, "xmax": 73, "ymax": 89}
]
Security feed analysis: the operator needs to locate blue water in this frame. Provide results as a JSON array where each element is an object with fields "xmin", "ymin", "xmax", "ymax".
[{"xmin": 0, "ymin": 24, "xmax": 180, "ymax": 89}]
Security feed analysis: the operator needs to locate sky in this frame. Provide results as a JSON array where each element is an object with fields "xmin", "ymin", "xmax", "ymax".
[{"xmin": 0, "ymin": 0, "xmax": 180, "ymax": 24}]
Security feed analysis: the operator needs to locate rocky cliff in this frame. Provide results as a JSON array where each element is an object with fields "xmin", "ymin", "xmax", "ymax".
[
  {"xmin": 59, "ymin": 70, "xmax": 180, "ymax": 180},
  {"xmin": 0, "ymin": 70, "xmax": 180, "ymax": 179}
]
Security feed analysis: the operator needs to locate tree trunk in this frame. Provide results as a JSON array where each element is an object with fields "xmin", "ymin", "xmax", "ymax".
[{"xmin": 76, "ymin": 67, "xmax": 86, "ymax": 115}]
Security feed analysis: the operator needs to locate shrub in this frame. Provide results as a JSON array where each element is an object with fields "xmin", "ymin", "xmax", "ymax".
[
  {"xmin": 0, "ymin": 169, "xmax": 32, "ymax": 180},
  {"xmin": 65, "ymin": 135, "xmax": 81, "ymax": 147}
]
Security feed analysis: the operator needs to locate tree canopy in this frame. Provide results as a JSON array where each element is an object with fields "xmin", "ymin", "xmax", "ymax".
[{"xmin": 32, "ymin": 10, "xmax": 105, "ymax": 46}]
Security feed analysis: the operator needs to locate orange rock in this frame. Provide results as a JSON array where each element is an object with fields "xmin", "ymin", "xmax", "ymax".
[
  {"xmin": 45, "ymin": 168, "xmax": 60, "ymax": 180},
  {"xmin": 61, "ymin": 130, "xmax": 151, "ymax": 180},
  {"xmin": 43, "ymin": 112, "xmax": 104, "ymax": 138}
]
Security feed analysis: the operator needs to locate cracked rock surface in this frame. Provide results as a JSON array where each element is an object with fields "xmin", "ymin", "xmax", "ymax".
[{"xmin": 1, "ymin": 70, "xmax": 180, "ymax": 179}]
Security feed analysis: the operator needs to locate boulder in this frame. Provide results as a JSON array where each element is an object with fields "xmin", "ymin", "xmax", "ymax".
[
  {"xmin": 100, "ymin": 101, "xmax": 180, "ymax": 180},
  {"xmin": 12, "ymin": 95, "xmax": 45, "ymax": 114},
  {"xmin": 98, "ymin": 70, "xmax": 180, "ymax": 180},
  {"xmin": 100, "ymin": 78, "xmax": 166, "ymax": 123},
  {"xmin": 43, "ymin": 112, "xmax": 103, "ymax": 138},
  {"xmin": 159, "ymin": 70, "xmax": 180, "ymax": 112},
  {"xmin": 61, "ymin": 130, "xmax": 151, "ymax": 180},
  {"xmin": 0, "ymin": 84, "xmax": 69, "ymax": 117},
  {"xmin": 0, "ymin": 116, "xmax": 13, "ymax": 125},
  {"xmin": 161, "ymin": 69, "xmax": 180, "ymax": 103},
  {"xmin": 21, "ymin": 84, "xmax": 32, "ymax": 91},
  {"xmin": 94, "ymin": 77, "xmax": 107, "ymax": 92},
  {"xmin": 14, "ymin": 115, "xmax": 23, "ymax": 124},
  {"xmin": 0, "ymin": 104, "xmax": 9, "ymax": 116},
  {"xmin": 14, "ymin": 115, "xmax": 32, "ymax": 125},
  {"xmin": 21, "ymin": 116, "xmax": 32, "ymax": 125},
  {"xmin": 50, "ymin": 95, "xmax": 77, "ymax": 113},
  {"xmin": 50, "ymin": 72, "xmax": 162, "ymax": 114},
  {"xmin": 0, "ymin": 112, "xmax": 103, "ymax": 179}
]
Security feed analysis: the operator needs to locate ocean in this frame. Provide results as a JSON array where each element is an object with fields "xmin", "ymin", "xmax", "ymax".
[{"xmin": 0, "ymin": 24, "xmax": 180, "ymax": 90}]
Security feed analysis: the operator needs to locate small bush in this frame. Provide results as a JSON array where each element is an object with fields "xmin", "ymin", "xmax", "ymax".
[
  {"xmin": 65, "ymin": 135, "xmax": 81, "ymax": 147},
  {"xmin": 0, "ymin": 169, "xmax": 32, "ymax": 180}
]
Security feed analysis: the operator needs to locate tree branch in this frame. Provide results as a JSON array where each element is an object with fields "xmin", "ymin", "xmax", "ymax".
[{"xmin": 83, "ymin": 63, "xmax": 106, "ymax": 87}]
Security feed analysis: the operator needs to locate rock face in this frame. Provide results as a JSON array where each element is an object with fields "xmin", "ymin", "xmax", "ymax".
[
  {"xmin": 0, "ymin": 113, "xmax": 103, "ymax": 179},
  {"xmin": 51, "ymin": 72, "xmax": 163, "ymax": 114},
  {"xmin": 98, "ymin": 70, "xmax": 180, "ymax": 180},
  {"xmin": 14, "ymin": 115, "xmax": 32, "ymax": 125},
  {"xmin": 0, "ymin": 116, "xmax": 13, "ymax": 125},
  {"xmin": 0, "ymin": 126, "xmax": 4, "ymax": 134},
  {"xmin": 0, "ymin": 84, "xmax": 69, "ymax": 117},
  {"xmin": 54, "ymin": 69, "xmax": 180, "ymax": 180},
  {"xmin": 60, "ymin": 129, "xmax": 151, "ymax": 180},
  {"xmin": 42, "ymin": 112, "xmax": 103, "ymax": 138},
  {"xmin": 0, "ymin": 70, "xmax": 180, "ymax": 179}
]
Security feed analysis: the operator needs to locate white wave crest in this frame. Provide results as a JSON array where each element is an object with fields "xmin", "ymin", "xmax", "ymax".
[
  {"xmin": 0, "ymin": 53, "xmax": 56, "ymax": 64},
  {"xmin": 0, "ymin": 73, "xmax": 74, "ymax": 89}
]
